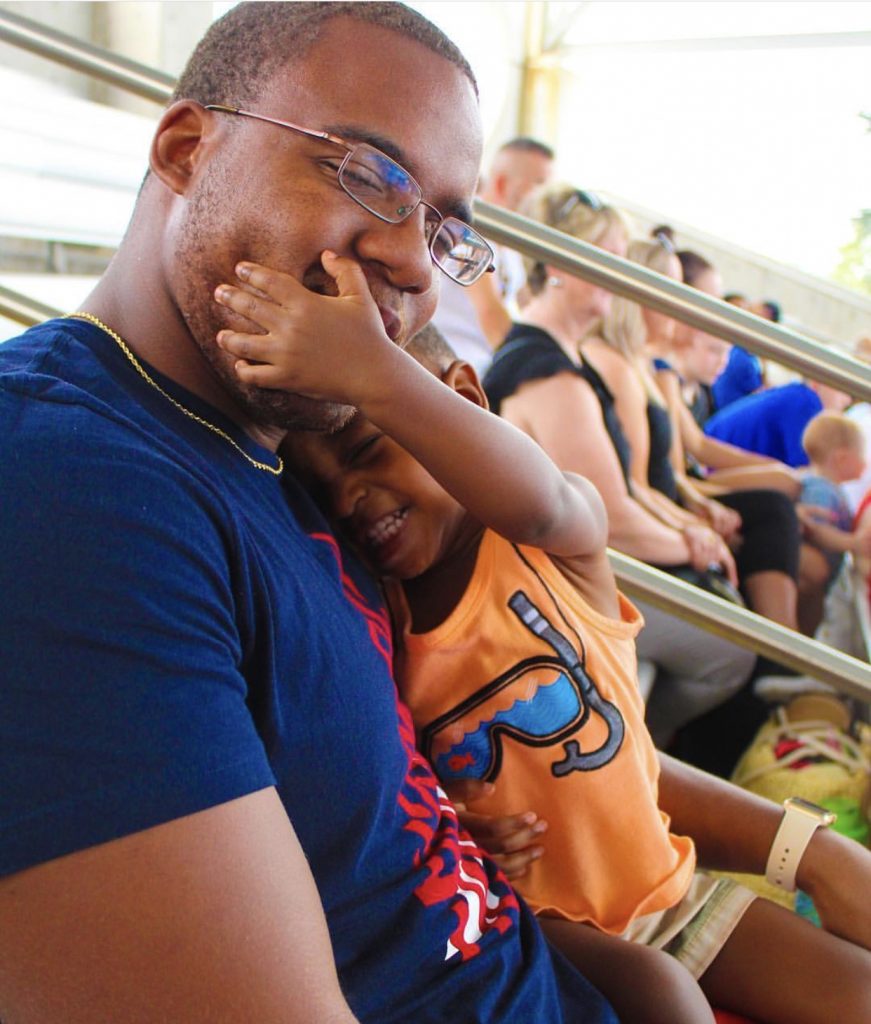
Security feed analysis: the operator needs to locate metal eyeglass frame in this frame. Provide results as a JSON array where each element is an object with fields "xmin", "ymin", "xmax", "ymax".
[{"xmin": 205, "ymin": 104, "xmax": 495, "ymax": 285}]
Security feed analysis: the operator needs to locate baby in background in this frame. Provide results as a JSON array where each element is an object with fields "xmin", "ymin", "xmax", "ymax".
[
  {"xmin": 798, "ymin": 413, "xmax": 870, "ymax": 628},
  {"xmin": 212, "ymin": 252, "xmax": 871, "ymax": 1024}
]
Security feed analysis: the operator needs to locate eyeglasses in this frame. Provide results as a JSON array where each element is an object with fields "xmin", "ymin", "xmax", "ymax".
[
  {"xmin": 554, "ymin": 188, "xmax": 603, "ymax": 224},
  {"xmin": 205, "ymin": 104, "xmax": 495, "ymax": 287}
]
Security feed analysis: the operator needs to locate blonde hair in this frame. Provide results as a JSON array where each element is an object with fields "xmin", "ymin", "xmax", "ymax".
[
  {"xmin": 601, "ymin": 239, "xmax": 675, "ymax": 406},
  {"xmin": 802, "ymin": 412, "xmax": 863, "ymax": 463},
  {"xmin": 603, "ymin": 239, "xmax": 675, "ymax": 360},
  {"xmin": 520, "ymin": 183, "xmax": 628, "ymax": 295}
]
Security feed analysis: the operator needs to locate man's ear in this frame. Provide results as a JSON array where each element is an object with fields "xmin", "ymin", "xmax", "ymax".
[
  {"xmin": 441, "ymin": 360, "xmax": 490, "ymax": 411},
  {"xmin": 149, "ymin": 101, "xmax": 214, "ymax": 196}
]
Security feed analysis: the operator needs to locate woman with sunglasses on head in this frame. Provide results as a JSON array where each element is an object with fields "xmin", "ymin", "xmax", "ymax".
[
  {"xmin": 483, "ymin": 184, "xmax": 755, "ymax": 749},
  {"xmin": 592, "ymin": 238, "xmax": 802, "ymax": 632}
]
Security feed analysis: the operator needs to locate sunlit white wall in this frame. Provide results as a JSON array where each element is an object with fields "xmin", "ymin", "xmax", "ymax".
[
  {"xmin": 2, "ymin": 0, "xmax": 868, "ymax": 343},
  {"xmin": 411, "ymin": 1, "xmax": 871, "ymax": 282}
]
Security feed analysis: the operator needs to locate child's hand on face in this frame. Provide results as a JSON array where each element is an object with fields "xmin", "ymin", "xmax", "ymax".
[{"xmin": 214, "ymin": 251, "xmax": 394, "ymax": 405}]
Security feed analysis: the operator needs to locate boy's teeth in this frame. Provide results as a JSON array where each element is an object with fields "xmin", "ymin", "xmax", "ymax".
[{"xmin": 366, "ymin": 509, "xmax": 407, "ymax": 546}]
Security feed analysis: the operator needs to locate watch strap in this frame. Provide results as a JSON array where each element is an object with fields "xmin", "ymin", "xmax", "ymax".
[{"xmin": 765, "ymin": 801, "xmax": 828, "ymax": 892}]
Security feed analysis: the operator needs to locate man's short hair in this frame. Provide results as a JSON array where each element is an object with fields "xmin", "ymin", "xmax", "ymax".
[
  {"xmin": 497, "ymin": 137, "xmax": 554, "ymax": 161},
  {"xmin": 802, "ymin": 411, "xmax": 863, "ymax": 463},
  {"xmin": 173, "ymin": 1, "xmax": 477, "ymax": 107}
]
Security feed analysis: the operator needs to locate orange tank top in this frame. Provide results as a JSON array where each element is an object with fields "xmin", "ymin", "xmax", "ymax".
[{"xmin": 391, "ymin": 530, "xmax": 695, "ymax": 931}]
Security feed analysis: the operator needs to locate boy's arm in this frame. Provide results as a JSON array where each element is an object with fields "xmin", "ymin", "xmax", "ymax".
[
  {"xmin": 797, "ymin": 506, "xmax": 871, "ymax": 557},
  {"xmin": 364, "ymin": 348, "xmax": 610, "ymax": 559},
  {"xmin": 657, "ymin": 753, "xmax": 871, "ymax": 951},
  {"xmin": 216, "ymin": 256, "xmax": 607, "ymax": 560}
]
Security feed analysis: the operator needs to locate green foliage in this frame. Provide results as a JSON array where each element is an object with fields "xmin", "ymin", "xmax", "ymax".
[{"xmin": 833, "ymin": 209, "xmax": 871, "ymax": 296}]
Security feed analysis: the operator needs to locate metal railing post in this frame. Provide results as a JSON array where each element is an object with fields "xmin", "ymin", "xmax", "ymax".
[{"xmin": 0, "ymin": 7, "xmax": 174, "ymax": 104}]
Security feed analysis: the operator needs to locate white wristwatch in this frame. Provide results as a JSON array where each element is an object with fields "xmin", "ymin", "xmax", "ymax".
[{"xmin": 765, "ymin": 797, "xmax": 837, "ymax": 892}]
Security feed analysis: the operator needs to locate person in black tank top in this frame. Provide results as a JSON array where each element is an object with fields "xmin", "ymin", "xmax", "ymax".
[{"xmin": 483, "ymin": 184, "xmax": 756, "ymax": 747}]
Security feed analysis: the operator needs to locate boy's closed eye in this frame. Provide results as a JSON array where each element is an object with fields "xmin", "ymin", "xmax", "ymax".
[{"xmin": 344, "ymin": 431, "xmax": 384, "ymax": 467}]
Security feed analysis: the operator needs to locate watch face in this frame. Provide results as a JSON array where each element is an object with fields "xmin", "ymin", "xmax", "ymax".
[{"xmin": 785, "ymin": 797, "xmax": 837, "ymax": 826}]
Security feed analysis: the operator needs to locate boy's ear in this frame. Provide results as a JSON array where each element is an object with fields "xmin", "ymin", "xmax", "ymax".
[
  {"xmin": 441, "ymin": 360, "xmax": 490, "ymax": 411},
  {"xmin": 149, "ymin": 100, "xmax": 213, "ymax": 196}
]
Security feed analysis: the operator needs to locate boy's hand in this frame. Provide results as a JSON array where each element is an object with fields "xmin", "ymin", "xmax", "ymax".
[
  {"xmin": 445, "ymin": 779, "xmax": 548, "ymax": 880},
  {"xmin": 214, "ymin": 252, "xmax": 395, "ymax": 405}
]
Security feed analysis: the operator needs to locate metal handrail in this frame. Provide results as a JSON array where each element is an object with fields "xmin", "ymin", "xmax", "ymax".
[
  {"xmin": 0, "ymin": 285, "xmax": 60, "ymax": 326},
  {"xmin": 3, "ymin": 282, "xmax": 869, "ymax": 703},
  {"xmin": 609, "ymin": 552, "xmax": 871, "ymax": 703},
  {"xmin": 473, "ymin": 202, "xmax": 871, "ymax": 402},
  {"xmin": 2, "ymin": 8, "xmax": 871, "ymax": 701},
  {"xmin": 0, "ymin": 7, "xmax": 174, "ymax": 103}
]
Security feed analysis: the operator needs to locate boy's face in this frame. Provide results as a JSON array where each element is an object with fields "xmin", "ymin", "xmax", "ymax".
[
  {"xmin": 291, "ymin": 416, "xmax": 467, "ymax": 579},
  {"xmin": 832, "ymin": 441, "xmax": 866, "ymax": 484}
]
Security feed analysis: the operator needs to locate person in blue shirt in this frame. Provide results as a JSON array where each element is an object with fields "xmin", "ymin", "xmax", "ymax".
[
  {"xmin": 705, "ymin": 379, "xmax": 852, "ymax": 468},
  {"xmin": 711, "ymin": 294, "xmax": 765, "ymax": 412},
  {"xmin": 0, "ymin": 4, "xmax": 618, "ymax": 1021}
]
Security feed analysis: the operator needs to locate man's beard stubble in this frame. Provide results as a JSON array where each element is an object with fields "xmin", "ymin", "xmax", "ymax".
[{"xmin": 173, "ymin": 183, "xmax": 357, "ymax": 435}]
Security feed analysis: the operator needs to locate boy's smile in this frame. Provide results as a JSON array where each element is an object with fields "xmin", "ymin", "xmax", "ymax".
[{"xmin": 291, "ymin": 414, "xmax": 473, "ymax": 580}]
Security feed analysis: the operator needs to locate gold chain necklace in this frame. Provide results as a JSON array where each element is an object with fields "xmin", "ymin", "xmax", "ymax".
[{"xmin": 67, "ymin": 312, "xmax": 283, "ymax": 476}]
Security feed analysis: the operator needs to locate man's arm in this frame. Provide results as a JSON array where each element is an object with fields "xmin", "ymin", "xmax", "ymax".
[
  {"xmin": 0, "ymin": 789, "xmax": 357, "ymax": 1024},
  {"xmin": 464, "ymin": 270, "xmax": 513, "ymax": 350},
  {"xmin": 657, "ymin": 752, "xmax": 871, "ymax": 950}
]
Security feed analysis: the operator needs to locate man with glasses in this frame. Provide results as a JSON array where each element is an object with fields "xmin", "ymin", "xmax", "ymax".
[{"xmin": 0, "ymin": 3, "xmax": 615, "ymax": 1021}]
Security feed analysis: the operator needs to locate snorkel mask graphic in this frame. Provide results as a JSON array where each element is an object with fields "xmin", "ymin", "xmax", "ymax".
[{"xmin": 422, "ymin": 591, "xmax": 624, "ymax": 782}]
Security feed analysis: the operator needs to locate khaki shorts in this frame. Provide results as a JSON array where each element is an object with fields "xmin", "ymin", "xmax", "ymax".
[{"xmin": 621, "ymin": 872, "xmax": 756, "ymax": 978}]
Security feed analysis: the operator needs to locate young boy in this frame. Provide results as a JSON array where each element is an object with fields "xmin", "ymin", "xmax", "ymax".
[
  {"xmin": 213, "ymin": 252, "xmax": 871, "ymax": 1024},
  {"xmin": 798, "ymin": 412, "xmax": 869, "ymax": 634}
]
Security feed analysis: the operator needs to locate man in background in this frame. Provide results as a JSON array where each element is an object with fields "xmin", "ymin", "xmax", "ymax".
[{"xmin": 432, "ymin": 137, "xmax": 554, "ymax": 375}]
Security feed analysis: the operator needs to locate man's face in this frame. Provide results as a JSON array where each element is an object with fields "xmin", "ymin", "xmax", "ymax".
[{"xmin": 168, "ymin": 18, "xmax": 483, "ymax": 432}]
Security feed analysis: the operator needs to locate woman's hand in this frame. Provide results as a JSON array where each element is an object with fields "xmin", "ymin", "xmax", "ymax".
[
  {"xmin": 445, "ymin": 780, "xmax": 548, "ymax": 880},
  {"xmin": 683, "ymin": 523, "xmax": 739, "ymax": 585},
  {"xmin": 701, "ymin": 498, "xmax": 742, "ymax": 542}
]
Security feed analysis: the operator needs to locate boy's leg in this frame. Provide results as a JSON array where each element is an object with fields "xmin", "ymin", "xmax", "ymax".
[
  {"xmin": 540, "ymin": 917, "xmax": 716, "ymax": 1024},
  {"xmin": 699, "ymin": 897, "xmax": 871, "ymax": 1024}
]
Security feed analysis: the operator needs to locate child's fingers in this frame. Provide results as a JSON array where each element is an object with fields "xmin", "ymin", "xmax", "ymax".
[
  {"xmin": 232, "ymin": 360, "xmax": 288, "ymax": 387},
  {"xmin": 321, "ymin": 250, "xmax": 374, "ymax": 302},
  {"xmin": 234, "ymin": 262, "xmax": 304, "ymax": 305},
  {"xmin": 217, "ymin": 329, "xmax": 275, "ymax": 363},
  {"xmin": 491, "ymin": 845, "xmax": 545, "ymax": 880},
  {"xmin": 215, "ymin": 284, "xmax": 283, "ymax": 332}
]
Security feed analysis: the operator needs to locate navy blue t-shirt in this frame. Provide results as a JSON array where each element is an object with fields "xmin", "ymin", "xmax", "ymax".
[{"xmin": 0, "ymin": 319, "xmax": 614, "ymax": 1023}]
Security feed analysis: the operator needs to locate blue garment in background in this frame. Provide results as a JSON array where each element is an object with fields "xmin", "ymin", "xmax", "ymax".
[
  {"xmin": 712, "ymin": 346, "xmax": 763, "ymax": 411},
  {"xmin": 800, "ymin": 474, "xmax": 853, "ymax": 575},
  {"xmin": 704, "ymin": 382, "xmax": 822, "ymax": 467}
]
